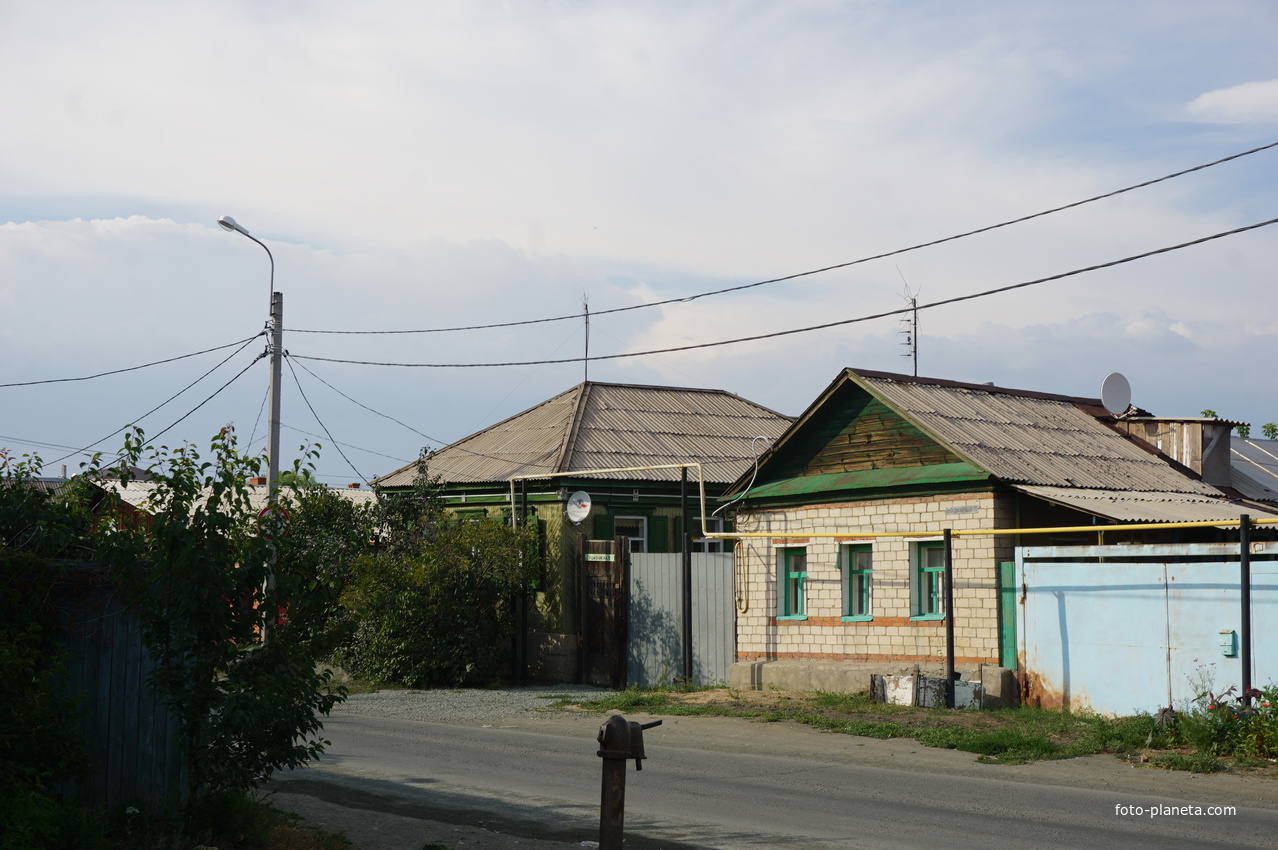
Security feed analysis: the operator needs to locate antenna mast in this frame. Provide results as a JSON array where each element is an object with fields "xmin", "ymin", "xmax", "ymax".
[
  {"xmin": 896, "ymin": 272, "xmax": 919, "ymax": 377},
  {"xmin": 582, "ymin": 293, "xmax": 590, "ymax": 383}
]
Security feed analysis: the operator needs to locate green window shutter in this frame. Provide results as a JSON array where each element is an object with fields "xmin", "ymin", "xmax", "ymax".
[
  {"xmin": 593, "ymin": 513, "xmax": 614, "ymax": 540},
  {"xmin": 649, "ymin": 516, "xmax": 669, "ymax": 553}
]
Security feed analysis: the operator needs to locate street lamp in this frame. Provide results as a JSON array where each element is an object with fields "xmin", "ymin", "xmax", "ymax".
[{"xmin": 217, "ymin": 215, "xmax": 283, "ymax": 499}]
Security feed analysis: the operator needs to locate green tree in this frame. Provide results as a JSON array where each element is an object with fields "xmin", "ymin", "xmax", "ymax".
[
  {"xmin": 1263, "ymin": 423, "xmax": 1278, "ymax": 440},
  {"xmin": 96, "ymin": 428, "xmax": 346, "ymax": 802}
]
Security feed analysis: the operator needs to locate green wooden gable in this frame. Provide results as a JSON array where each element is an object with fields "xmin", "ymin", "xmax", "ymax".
[{"xmin": 743, "ymin": 379, "xmax": 989, "ymax": 504}]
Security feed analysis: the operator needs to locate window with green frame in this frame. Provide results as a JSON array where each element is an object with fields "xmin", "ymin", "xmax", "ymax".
[
  {"xmin": 841, "ymin": 544, "xmax": 872, "ymax": 620},
  {"xmin": 777, "ymin": 547, "xmax": 807, "ymax": 618},
  {"xmin": 915, "ymin": 541, "xmax": 945, "ymax": 618}
]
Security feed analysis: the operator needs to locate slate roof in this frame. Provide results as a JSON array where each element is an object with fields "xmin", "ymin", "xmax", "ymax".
[
  {"xmin": 373, "ymin": 381, "xmax": 792, "ymax": 487},
  {"xmin": 738, "ymin": 369, "xmax": 1274, "ymax": 522},
  {"xmin": 856, "ymin": 370, "xmax": 1220, "ymax": 495}
]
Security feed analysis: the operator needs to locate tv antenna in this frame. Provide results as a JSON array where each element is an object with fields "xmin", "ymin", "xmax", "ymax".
[
  {"xmin": 582, "ymin": 292, "xmax": 590, "ymax": 383},
  {"xmin": 896, "ymin": 271, "xmax": 919, "ymax": 377}
]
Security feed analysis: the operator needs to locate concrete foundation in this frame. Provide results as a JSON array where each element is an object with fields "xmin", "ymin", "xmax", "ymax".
[{"xmin": 729, "ymin": 660, "xmax": 1018, "ymax": 709}]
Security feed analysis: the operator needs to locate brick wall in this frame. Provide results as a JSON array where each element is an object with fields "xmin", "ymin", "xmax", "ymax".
[{"xmin": 735, "ymin": 491, "xmax": 1009, "ymax": 665}]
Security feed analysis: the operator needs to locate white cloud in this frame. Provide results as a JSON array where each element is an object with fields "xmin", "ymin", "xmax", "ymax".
[
  {"xmin": 1186, "ymin": 79, "xmax": 1278, "ymax": 125},
  {"xmin": 4, "ymin": 2, "xmax": 1278, "ymax": 481}
]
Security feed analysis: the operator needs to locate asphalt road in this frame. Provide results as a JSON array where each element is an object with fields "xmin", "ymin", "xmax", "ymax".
[{"xmin": 278, "ymin": 710, "xmax": 1278, "ymax": 849}]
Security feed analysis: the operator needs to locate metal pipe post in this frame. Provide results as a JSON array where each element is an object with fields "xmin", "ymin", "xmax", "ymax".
[
  {"xmin": 598, "ymin": 752, "xmax": 627, "ymax": 849},
  {"xmin": 944, "ymin": 528, "xmax": 955, "ymax": 709},
  {"xmin": 681, "ymin": 466, "xmax": 693, "ymax": 682},
  {"xmin": 1240, "ymin": 514, "xmax": 1252, "ymax": 705}
]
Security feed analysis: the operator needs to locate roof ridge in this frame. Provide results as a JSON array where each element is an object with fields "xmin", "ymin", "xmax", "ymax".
[
  {"xmin": 553, "ymin": 382, "xmax": 592, "ymax": 473},
  {"xmin": 850, "ymin": 368, "xmax": 1103, "ymax": 406}
]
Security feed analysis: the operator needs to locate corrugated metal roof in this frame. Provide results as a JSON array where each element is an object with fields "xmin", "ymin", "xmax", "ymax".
[
  {"xmin": 1011, "ymin": 485, "xmax": 1274, "ymax": 523},
  {"xmin": 374, "ymin": 381, "xmax": 792, "ymax": 487},
  {"xmin": 857, "ymin": 371, "xmax": 1221, "ymax": 496},
  {"xmin": 1230, "ymin": 436, "xmax": 1278, "ymax": 504}
]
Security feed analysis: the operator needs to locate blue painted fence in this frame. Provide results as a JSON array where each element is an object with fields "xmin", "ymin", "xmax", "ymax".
[{"xmin": 1016, "ymin": 542, "xmax": 1278, "ymax": 716}]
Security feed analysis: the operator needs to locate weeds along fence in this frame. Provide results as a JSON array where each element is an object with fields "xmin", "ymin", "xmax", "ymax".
[{"xmin": 49, "ymin": 562, "xmax": 184, "ymax": 810}]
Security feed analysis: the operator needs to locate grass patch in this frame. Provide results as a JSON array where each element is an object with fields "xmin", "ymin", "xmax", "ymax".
[
  {"xmin": 552, "ymin": 686, "xmax": 1200, "ymax": 768},
  {"xmin": 1149, "ymin": 752, "xmax": 1225, "ymax": 773}
]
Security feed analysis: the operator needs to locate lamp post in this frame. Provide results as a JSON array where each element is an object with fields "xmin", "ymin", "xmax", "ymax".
[{"xmin": 217, "ymin": 216, "xmax": 283, "ymax": 498}]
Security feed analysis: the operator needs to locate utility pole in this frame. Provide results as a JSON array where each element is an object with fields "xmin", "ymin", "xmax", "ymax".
[
  {"xmin": 218, "ymin": 215, "xmax": 282, "ymax": 633},
  {"xmin": 267, "ymin": 291, "xmax": 283, "ymax": 499}
]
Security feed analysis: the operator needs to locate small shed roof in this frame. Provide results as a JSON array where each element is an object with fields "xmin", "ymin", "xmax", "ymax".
[
  {"xmin": 1011, "ymin": 486, "xmax": 1261, "ymax": 523},
  {"xmin": 373, "ymin": 381, "xmax": 792, "ymax": 487},
  {"xmin": 1229, "ymin": 436, "xmax": 1278, "ymax": 504}
]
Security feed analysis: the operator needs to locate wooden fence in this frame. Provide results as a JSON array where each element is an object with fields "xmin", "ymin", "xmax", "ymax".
[{"xmin": 51, "ymin": 564, "xmax": 184, "ymax": 810}]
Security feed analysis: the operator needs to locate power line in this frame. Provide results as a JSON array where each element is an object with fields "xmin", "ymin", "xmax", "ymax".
[
  {"xmin": 48, "ymin": 336, "xmax": 265, "ymax": 466},
  {"xmin": 94, "ymin": 353, "xmax": 267, "ymax": 467},
  {"xmin": 288, "ymin": 140, "xmax": 1278, "ymax": 336},
  {"xmin": 280, "ymin": 423, "xmax": 414, "ymax": 464},
  {"xmin": 285, "ymin": 356, "xmax": 559, "ymax": 470},
  {"xmin": 287, "ymin": 357, "xmax": 439, "ymax": 444},
  {"xmin": 0, "ymin": 335, "xmax": 264, "ymax": 388},
  {"xmin": 284, "ymin": 356, "xmax": 369, "ymax": 486},
  {"xmin": 289, "ymin": 215, "xmax": 1278, "ymax": 370}
]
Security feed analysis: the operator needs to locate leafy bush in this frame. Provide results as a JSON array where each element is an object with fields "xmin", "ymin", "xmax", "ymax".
[
  {"xmin": 1174, "ymin": 676, "xmax": 1278, "ymax": 759},
  {"xmin": 95, "ymin": 428, "xmax": 348, "ymax": 802},
  {"xmin": 338, "ymin": 514, "xmax": 536, "ymax": 687}
]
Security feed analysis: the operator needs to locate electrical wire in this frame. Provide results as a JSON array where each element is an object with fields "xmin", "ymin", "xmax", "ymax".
[
  {"xmin": 94, "ymin": 353, "xmax": 267, "ymax": 467},
  {"xmin": 48, "ymin": 336, "xmax": 267, "ymax": 466},
  {"xmin": 289, "ymin": 214, "xmax": 1278, "ymax": 370},
  {"xmin": 0, "ymin": 335, "xmax": 264, "ymax": 388},
  {"xmin": 247, "ymin": 383, "xmax": 269, "ymax": 453},
  {"xmin": 287, "ymin": 357, "xmax": 438, "ymax": 444},
  {"xmin": 288, "ymin": 140, "xmax": 1278, "ymax": 336},
  {"xmin": 284, "ymin": 357, "xmax": 565, "ymax": 471},
  {"xmin": 283, "ymin": 355, "xmax": 369, "ymax": 486},
  {"xmin": 280, "ymin": 424, "xmax": 413, "ymax": 464}
]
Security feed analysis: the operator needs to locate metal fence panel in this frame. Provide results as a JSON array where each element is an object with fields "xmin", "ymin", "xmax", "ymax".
[
  {"xmin": 627, "ymin": 553, "xmax": 734, "ymax": 687},
  {"xmin": 1018, "ymin": 544, "xmax": 1278, "ymax": 716}
]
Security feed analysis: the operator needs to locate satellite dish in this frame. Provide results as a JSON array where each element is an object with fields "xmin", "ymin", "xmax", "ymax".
[
  {"xmin": 565, "ymin": 491, "xmax": 592, "ymax": 524},
  {"xmin": 1100, "ymin": 372, "xmax": 1132, "ymax": 417}
]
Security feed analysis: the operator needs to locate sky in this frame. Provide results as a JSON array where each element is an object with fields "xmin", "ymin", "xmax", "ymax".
[{"xmin": 3, "ymin": 0, "xmax": 1278, "ymax": 485}]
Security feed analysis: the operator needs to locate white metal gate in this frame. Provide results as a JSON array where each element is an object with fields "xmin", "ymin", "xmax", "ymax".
[{"xmin": 627, "ymin": 553, "xmax": 735, "ymax": 687}]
